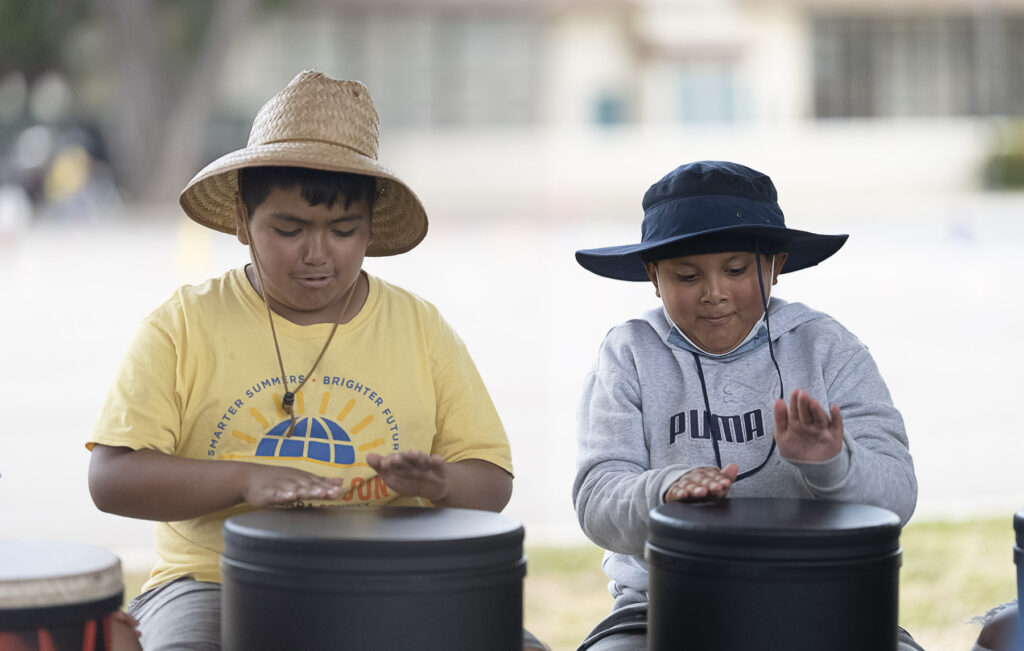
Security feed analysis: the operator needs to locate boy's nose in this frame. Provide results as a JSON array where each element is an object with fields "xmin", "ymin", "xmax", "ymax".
[
  {"xmin": 701, "ymin": 278, "xmax": 726, "ymax": 302},
  {"xmin": 302, "ymin": 234, "xmax": 329, "ymax": 264}
]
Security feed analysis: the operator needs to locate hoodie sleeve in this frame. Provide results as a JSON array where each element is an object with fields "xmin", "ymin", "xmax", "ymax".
[
  {"xmin": 572, "ymin": 330, "xmax": 696, "ymax": 556},
  {"xmin": 791, "ymin": 343, "xmax": 918, "ymax": 525}
]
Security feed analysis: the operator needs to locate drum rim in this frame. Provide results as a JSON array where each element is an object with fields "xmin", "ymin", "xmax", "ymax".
[
  {"xmin": 0, "ymin": 541, "xmax": 123, "ymax": 609},
  {"xmin": 222, "ymin": 506, "xmax": 525, "ymax": 572},
  {"xmin": 648, "ymin": 498, "xmax": 902, "ymax": 557},
  {"xmin": 224, "ymin": 506, "xmax": 524, "ymax": 544}
]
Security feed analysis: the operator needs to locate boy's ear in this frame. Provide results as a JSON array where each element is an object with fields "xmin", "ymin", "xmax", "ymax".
[
  {"xmin": 235, "ymin": 193, "xmax": 250, "ymax": 245},
  {"xmin": 772, "ymin": 252, "xmax": 789, "ymax": 284},
  {"xmin": 644, "ymin": 261, "xmax": 660, "ymax": 295}
]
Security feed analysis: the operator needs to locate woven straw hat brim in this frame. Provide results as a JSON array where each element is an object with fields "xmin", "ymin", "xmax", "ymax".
[{"xmin": 179, "ymin": 141, "xmax": 428, "ymax": 257}]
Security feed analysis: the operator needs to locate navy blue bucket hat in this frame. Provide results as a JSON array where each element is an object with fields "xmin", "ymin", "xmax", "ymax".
[{"xmin": 575, "ymin": 161, "xmax": 849, "ymax": 281}]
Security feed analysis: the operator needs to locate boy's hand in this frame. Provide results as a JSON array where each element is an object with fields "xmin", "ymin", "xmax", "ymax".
[
  {"xmin": 773, "ymin": 389, "xmax": 844, "ymax": 462},
  {"xmin": 109, "ymin": 610, "xmax": 143, "ymax": 650},
  {"xmin": 241, "ymin": 465, "xmax": 344, "ymax": 507},
  {"xmin": 365, "ymin": 450, "xmax": 448, "ymax": 503},
  {"xmin": 664, "ymin": 463, "xmax": 738, "ymax": 502}
]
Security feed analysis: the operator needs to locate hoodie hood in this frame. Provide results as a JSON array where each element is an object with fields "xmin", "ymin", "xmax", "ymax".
[{"xmin": 643, "ymin": 297, "xmax": 824, "ymax": 361}]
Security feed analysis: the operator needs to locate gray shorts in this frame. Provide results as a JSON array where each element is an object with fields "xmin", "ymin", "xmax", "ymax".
[
  {"xmin": 127, "ymin": 577, "xmax": 549, "ymax": 650},
  {"xmin": 126, "ymin": 578, "xmax": 220, "ymax": 651}
]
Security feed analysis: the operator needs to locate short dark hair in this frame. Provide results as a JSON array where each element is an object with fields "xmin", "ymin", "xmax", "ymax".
[
  {"xmin": 640, "ymin": 234, "xmax": 786, "ymax": 264},
  {"xmin": 238, "ymin": 166, "xmax": 377, "ymax": 217}
]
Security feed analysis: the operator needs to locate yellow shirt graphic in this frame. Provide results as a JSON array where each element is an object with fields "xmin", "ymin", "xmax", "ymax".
[{"xmin": 89, "ymin": 268, "xmax": 512, "ymax": 591}]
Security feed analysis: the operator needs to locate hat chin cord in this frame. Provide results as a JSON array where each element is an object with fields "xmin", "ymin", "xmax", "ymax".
[
  {"xmin": 754, "ymin": 250, "xmax": 783, "ymax": 402},
  {"xmin": 733, "ymin": 245, "xmax": 783, "ymax": 480},
  {"xmin": 237, "ymin": 193, "xmax": 358, "ymax": 438},
  {"xmin": 664, "ymin": 247, "xmax": 784, "ymax": 480}
]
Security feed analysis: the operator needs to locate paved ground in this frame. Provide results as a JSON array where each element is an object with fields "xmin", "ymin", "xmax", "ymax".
[{"xmin": 3, "ymin": 193, "xmax": 1023, "ymax": 571}]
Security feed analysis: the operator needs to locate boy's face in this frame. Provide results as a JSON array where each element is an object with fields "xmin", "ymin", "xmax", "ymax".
[
  {"xmin": 645, "ymin": 251, "xmax": 787, "ymax": 354},
  {"xmin": 237, "ymin": 185, "xmax": 371, "ymax": 325}
]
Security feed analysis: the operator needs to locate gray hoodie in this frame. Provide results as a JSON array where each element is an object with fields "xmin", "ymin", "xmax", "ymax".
[{"xmin": 572, "ymin": 298, "xmax": 917, "ymax": 607}]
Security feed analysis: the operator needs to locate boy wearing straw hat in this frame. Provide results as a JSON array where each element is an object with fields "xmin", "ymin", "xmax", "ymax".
[
  {"xmin": 87, "ymin": 71, "xmax": 546, "ymax": 650},
  {"xmin": 572, "ymin": 161, "xmax": 924, "ymax": 650}
]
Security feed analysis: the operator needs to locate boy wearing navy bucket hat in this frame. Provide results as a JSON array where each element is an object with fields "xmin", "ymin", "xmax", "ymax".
[
  {"xmin": 572, "ymin": 161, "xmax": 924, "ymax": 650},
  {"xmin": 86, "ymin": 71, "xmax": 547, "ymax": 650}
]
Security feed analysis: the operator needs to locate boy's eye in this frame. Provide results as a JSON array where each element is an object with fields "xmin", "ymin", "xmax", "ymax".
[
  {"xmin": 273, "ymin": 228, "xmax": 300, "ymax": 237},
  {"xmin": 726, "ymin": 266, "xmax": 748, "ymax": 276},
  {"xmin": 675, "ymin": 273, "xmax": 698, "ymax": 282},
  {"xmin": 333, "ymin": 227, "xmax": 358, "ymax": 237}
]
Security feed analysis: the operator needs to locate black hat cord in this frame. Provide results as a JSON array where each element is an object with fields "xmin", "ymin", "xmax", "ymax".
[
  {"xmin": 691, "ymin": 242, "xmax": 784, "ymax": 480},
  {"xmin": 237, "ymin": 193, "xmax": 358, "ymax": 438}
]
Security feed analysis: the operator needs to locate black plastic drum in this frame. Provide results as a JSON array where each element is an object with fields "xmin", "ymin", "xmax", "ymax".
[
  {"xmin": 646, "ymin": 498, "xmax": 902, "ymax": 651},
  {"xmin": 221, "ymin": 506, "xmax": 525, "ymax": 651},
  {"xmin": 1014, "ymin": 508, "xmax": 1024, "ymax": 643},
  {"xmin": 0, "ymin": 540, "xmax": 123, "ymax": 651}
]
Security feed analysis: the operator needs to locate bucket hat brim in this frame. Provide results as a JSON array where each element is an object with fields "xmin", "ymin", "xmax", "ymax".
[
  {"xmin": 576, "ymin": 161, "xmax": 848, "ymax": 281},
  {"xmin": 576, "ymin": 224, "xmax": 848, "ymax": 282}
]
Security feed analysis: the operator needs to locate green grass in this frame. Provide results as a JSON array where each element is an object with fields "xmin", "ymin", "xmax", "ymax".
[
  {"xmin": 898, "ymin": 518, "xmax": 1018, "ymax": 650},
  {"xmin": 122, "ymin": 516, "xmax": 1020, "ymax": 651}
]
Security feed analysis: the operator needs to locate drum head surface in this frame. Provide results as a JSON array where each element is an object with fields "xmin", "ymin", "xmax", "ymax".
[
  {"xmin": 649, "ymin": 498, "xmax": 901, "ymax": 560},
  {"xmin": 224, "ymin": 506, "xmax": 524, "ymax": 572},
  {"xmin": 0, "ymin": 540, "xmax": 122, "ymax": 609}
]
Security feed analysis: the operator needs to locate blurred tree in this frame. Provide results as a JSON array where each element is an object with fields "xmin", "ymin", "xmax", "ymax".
[
  {"xmin": 95, "ymin": 0, "xmax": 260, "ymax": 202},
  {"xmin": 2, "ymin": 0, "xmax": 266, "ymax": 202},
  {"xmin": 0, "ymin": 0, "xmax": 86, "ymax": 79},
  {"xmin": 982, "ymin": 120, "xmax": 1024, "ymax": 190}
]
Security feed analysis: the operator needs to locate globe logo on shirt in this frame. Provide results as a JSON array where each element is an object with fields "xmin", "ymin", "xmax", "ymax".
[{"xmin": 254, "ymin": 416, "xmax": 355, "ymax": 465}]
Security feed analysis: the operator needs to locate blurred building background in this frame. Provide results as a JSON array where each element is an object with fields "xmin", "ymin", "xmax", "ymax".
[
  {"xmin": 3, "ymin": 0, "xmax": 1024, "ymax": 225},
  {"xmin": 3, "ymin": 0, "xmax": 1024, "ymax": 562}
]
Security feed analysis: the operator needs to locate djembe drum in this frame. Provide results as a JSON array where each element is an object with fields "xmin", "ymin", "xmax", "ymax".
[
  {"xmin": 0, "ymin": 541, "xmax": 123, "ymax": 651},
  {"xmin": 646, "ymin": 498, "xmax": 902, "ymax": 651},
  {"xmin": 221, "ymin": 506, "xmax": 526, "ymax": 651}
]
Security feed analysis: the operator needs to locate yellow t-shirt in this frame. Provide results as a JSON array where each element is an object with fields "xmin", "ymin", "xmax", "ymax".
[{"xmin": 89, "ymin": 268, "xmax": 512, "ymax": 591}]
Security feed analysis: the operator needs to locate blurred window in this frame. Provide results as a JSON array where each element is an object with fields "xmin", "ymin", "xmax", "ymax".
[
  {"xmin": 813, "ymin": 13, "xmax": 1024, "ymax": 118},
  {"xmin": 300, "ymin": 9, "xmax": 543, "ymax": 128},
  {"xmin": 676, "ymin": 62, "xmax": 745, "ymax": 124},
  {"xmin": 594, "ymin": 91, "xmax": 627, "ymax": 126}
]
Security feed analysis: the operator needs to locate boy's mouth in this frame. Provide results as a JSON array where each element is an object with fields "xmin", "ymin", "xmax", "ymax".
[
  {"xmin": 702, "ymin": 313, "xmax": 733, "ymax": 326},
  {"xmin": 294, "ymin": 274, "xmax": 333, "ymax": 288}
]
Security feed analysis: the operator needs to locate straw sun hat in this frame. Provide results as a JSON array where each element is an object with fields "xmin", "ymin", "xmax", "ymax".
[{"xmin": 180, "ymin": 70, "xmax": 428, "ymax": 256}]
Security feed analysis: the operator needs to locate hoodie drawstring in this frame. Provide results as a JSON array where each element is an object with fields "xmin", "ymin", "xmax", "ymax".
[{"xmin": 691, "ymin": 242, "xmax": 786, "ymax": 481}]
